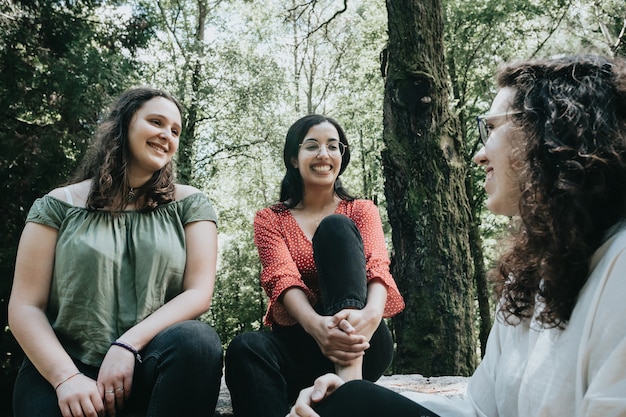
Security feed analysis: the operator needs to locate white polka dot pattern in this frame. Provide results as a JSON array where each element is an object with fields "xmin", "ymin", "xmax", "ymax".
[{"xmin": 253, "ymin": 199, "xmax": 405, "ymax": 326}]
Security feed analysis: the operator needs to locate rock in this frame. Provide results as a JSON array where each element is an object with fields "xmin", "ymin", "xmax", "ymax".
[{"xmin": 376, "ymin": 374, "xmax": 468, "ymax": 397}]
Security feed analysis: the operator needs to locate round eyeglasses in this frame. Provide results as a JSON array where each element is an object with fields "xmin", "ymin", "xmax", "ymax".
[
  {"xmin": 476, "ymin": 111, "xmax": 522, "ymax": 145},
  {"xmin": 299, "ymin": 140, "xmax": 347, "ymax": 157}
]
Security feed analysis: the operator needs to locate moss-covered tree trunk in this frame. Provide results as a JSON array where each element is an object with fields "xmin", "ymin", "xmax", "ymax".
[{"xmin": 383, "ymin": 0, "xmax": 477, "ymax": 376}]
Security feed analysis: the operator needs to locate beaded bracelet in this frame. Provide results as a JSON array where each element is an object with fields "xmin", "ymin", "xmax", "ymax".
[
  {"xmin": 55, "ymin": 371, "xmax": 83, "ymax": 391},
  {"xmin": 111, "ymin": 340, "xmax": 143, "ymax": 363}
]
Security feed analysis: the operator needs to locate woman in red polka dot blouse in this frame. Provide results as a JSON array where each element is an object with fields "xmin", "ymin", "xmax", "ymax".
[{"xmin": 225, "ymin": 114, "xmax": 405, "ymax": 417}]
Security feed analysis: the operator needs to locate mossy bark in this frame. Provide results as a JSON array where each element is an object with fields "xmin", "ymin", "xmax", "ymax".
[{"xmin": 383, "ymin": 0, "xmax": 477, "ymax": 376}]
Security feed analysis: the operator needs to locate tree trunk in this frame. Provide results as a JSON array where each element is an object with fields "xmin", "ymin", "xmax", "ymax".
[
  {"xmin": 176, "ymin": 0, "xmax": 208, "ymax": 185},
  {"xmin": 383, "ymin": 0, "xmax": 477, "ymax": 376}
]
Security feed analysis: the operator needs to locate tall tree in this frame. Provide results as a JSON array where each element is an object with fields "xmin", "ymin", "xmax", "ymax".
[
  {"xmin": 383, "ymin": 0, "xmax": 476, "ymax": 376},
  {"xmin": 150, "ymin": 0, "xmax": 217, "ymax": 185},
  {"xmin": 443, "ymin": 0, "xmax": 578, "ymax": 357}
]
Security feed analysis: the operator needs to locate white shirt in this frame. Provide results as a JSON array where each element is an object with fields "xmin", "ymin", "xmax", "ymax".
[{"xmin": 404, "ymin": 222, "xmax": 626, "ymax": 417}]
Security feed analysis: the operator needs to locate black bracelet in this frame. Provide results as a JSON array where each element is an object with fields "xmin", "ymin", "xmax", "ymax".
[{"xmin": 111, "ymin": 340, "xmax": 143, "ymax": 363}]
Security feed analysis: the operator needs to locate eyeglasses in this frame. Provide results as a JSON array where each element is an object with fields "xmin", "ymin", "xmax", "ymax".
[
  {"xmin": 299, "ymin": 140, "xmax": 347, "ymax": 157},
  {"xmin": 476, "ymin": 111, "xmax": 522, "ymax": 145}
]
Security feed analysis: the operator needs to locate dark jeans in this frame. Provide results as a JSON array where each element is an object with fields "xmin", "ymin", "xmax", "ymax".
[
  {"xmin": 314, "ymin": 380, "xmax": 441, "ymax": 417},
  {"xmin": 225, "ymin": 214, "xmax": 395, "ymax": 417},
  {"xmin": 13, "ymin": 320, "xmax": 223, "ymax": 417}
]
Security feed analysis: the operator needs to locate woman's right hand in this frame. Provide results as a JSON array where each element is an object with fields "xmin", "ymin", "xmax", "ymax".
[
  {"xmin": 306, "ymin": 312, "xmax": 370, "ymax": 366},
  {"xmin": 56, "ymin": 373, "xmax": 104, "ymax": 417},
  {"xmin": 97, "ymin": 342, "xmax": 137, "ymax": 416},
  {"xmin": 287, "ymin": 373, "xmax": 345, "ymax": 417}
]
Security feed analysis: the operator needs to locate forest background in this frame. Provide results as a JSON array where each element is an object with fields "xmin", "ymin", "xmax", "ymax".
[{"xmin": 0, "ymin": 0, "xmax": 624, "ymax": 415}]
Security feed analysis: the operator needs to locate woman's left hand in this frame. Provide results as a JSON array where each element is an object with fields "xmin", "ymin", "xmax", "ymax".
[
  {"xmin": 334, "ymin": 306, "xmax": 381, "ymax": 342},
  {"xmin": 97, "ymin": 344, "xmax": 136, "ymax": 416},
  {"xmin": 287, "ymin": 373, "xmax": 345, "ymax": 417}
]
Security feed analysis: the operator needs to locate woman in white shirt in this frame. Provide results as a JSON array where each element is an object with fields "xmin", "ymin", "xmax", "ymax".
[{"xmin": 288, "ymin": 54, "xmax": 626, "ymax": 417}]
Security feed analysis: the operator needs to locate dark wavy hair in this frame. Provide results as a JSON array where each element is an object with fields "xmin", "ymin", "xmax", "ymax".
[
  {"xmin": 279, "ymin": 114, "xmax": 355, "ymax": 208},
  {"xmin": 71, "ymin": 87, "xmax": 184, "ymax": 213},
  {"xmin": 491, "ymin": 55, "xmax": 626, "ymax": 328}
]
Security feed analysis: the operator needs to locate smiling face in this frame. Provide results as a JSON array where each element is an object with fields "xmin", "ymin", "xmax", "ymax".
[
  {"xmin": 291, "ymin": 121, "xmax": 343, "ymax": 191},
  {"xmin": 126, "ymin": 96, "xmax": 182, "ymax": 183},
  {"xmin": 473, "ymin": 87, "xmax": 523, "ymax": 216}
]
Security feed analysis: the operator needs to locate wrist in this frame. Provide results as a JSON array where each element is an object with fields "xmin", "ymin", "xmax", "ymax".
[
  {"xmin": 111, "ymin": 339, "xmax": 143, "ymax": 363},
  {"xmin": 54, "ymin": 371, "xmax": 83, "ymax": 391},
  {"xmin": 299, "ymin": 313, "xmax": 326, "ymax": 337},
  {"xmin": 363, "ymin": 303, "xmax": 383, "ymax": 322}
]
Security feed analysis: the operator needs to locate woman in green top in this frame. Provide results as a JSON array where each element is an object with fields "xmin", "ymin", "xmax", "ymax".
[{"xmin": 9, "ymin": 87, "xmax": 223, "ymax": 417}]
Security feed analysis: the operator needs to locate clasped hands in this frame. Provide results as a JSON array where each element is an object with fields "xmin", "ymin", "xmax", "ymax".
[
  {"xmin": 306, "ymin": 307, "xmax": 380, "ymax": 366},
  {"xmin": 289, "ymin": 307, "xmax": 381, "ymax": 417}
]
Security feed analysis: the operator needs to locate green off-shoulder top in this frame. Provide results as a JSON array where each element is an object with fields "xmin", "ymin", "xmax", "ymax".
[{"xmin": 25, "ymin": 192, "xmax": 217, "ymax": 367}]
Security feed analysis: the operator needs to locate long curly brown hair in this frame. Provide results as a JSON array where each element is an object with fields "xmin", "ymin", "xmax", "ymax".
[
  {"xmin": 492, "ymin": 55, "xmax": 626, "ymax": 328},
  {"xmin": 71, "ymin": 87, "xmax": 184, "ymax": 213}
]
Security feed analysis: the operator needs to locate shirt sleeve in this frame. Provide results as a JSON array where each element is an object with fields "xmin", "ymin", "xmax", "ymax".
[
  {"xmin": 26, "ymin": 196, "xmax": 70, "ymax": 229},
  {"xmin": 350, "ymin": 200, "xmax": 405, "ymax": 317},
  {"xmin": 179, "ymin": 192, "xmax": 218, "ymax": 225},
  {"xmin": 254, "ymin": 207, "xmax": 316, "ymax": 326}
]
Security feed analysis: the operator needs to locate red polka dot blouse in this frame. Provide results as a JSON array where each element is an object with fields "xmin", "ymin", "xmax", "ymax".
[{"xmin": 254, "ymin": 199, "xmax": 405, "ymax": 327}]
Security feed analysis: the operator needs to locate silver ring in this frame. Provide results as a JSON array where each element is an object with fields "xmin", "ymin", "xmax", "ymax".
[
  {"xmin": 105, "ymin": 390, "xmax": 115, "ymax": 394},
  {"xmin": 115, "ymin": 387, "xmax": 124, "ymax": 392}
]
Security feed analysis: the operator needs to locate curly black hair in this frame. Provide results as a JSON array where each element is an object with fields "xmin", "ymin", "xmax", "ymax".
[{"xmin": 492, "ymin": 55, "xmax": 626, "ymax": 328}]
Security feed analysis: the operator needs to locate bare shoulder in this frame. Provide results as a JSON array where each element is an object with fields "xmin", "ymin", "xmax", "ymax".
[
  {"xmin": 174, "ymin": 183, "xmax": 203, "ymax": 200},
  {"xmin": 48, "ymin": 180, "xmax": 91, "ymax": 207}
]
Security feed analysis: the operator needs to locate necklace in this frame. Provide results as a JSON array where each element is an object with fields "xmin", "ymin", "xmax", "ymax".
[
  {"xmin": 307, "ymin": 211, "xmax": 325, "ymax": 226},
  {"xmin": 127, "ymin": 187, "xmax": 136, "ymax": 202},
  {"xmin": 302, "ymin": 202, "xmax": 336, "ymax": 226}
]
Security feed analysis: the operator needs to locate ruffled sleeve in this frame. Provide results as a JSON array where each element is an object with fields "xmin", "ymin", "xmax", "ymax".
[
  {"xmin": 349, "ymin": 200, "xmax": 405, "ymax": 317},
  {"xmin": 178, "ymin": 192, "xmax": 218, "ymax": 226},
  {"xmin": 254, "ymin": 206, "xmax": 316, "ymax": 326},
  {"xmin": 26, "ymin": 196, "xmax": 73, "ymax": 229}
]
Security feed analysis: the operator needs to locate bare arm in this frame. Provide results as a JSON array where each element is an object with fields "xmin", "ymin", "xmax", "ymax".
[{"xmin": 9, "ymin": 222, "xmax": 105, "ymax": 417}]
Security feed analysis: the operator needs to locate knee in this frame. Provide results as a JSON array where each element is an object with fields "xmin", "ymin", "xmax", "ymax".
[
  {"xmin": 166, "ymin": 321, "xmax": 223, "ymax": 363},
  {"xmin": 225, "ymin": 331, "xmax": 279, "ymax": 382},
  {"xmin": 226, "ymin": 331, "xmax": 267, "ymax": 363},
  {"xmin": 315, "ymin": 214, "xmax": 361, "ymax": 245},
  {"xmin": 317, "ymin": 214, "xmax": 354, "ymax": 235}
]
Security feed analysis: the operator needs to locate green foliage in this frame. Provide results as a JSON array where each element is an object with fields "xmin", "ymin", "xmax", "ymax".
[
  {"xmin": 446, "ymin": 0, "xmax": 620, "ymax": 267},
  {"xmin": 204, "ymin": 212, "xmax": 267, "ymax": 347},
  {"xmin": 195, "ymin": 0, "xmax": 394, "ymax": 347},
  {"xmin": 2, "ymin": 0, "xmax": 626, "ymax": 407},
  {"xmin": 0, "ymin": 1, "xmax": 157, "ymax": 414},
  {"xmin": 443, "ymin": 0, "xmax": 624, "ymax": 354}
]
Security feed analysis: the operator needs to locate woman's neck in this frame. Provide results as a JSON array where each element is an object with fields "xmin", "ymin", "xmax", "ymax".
[
  {"xmin": 300, "ymin": 189, "xmax": 338, "ymax": 211},
  {"xmin": 127, "ymin": 173, "xmax": 152, "ymax": 189}
]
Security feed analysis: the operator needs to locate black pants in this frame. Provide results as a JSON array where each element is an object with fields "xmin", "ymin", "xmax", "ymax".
[
  {"xmin": 315, "ymin": 380, "xmax": 441, "ymax": 417},
  {"xmin": 225, "ymin": 214, "xmax": 395, "ymax": 417},
  {"xmin": 13, "ymin": 321, "xmax": 223, "ymax": 417}
]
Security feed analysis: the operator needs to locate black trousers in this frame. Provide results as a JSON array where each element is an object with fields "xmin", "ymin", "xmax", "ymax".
[
  {"xmin": 314, "ymin": 380, "xmax": 441, "ymax": 417},
  {"xmin": 13, "ymin": 321, "xmax": 223, "ymax": 417},
  {"xmin": 225, "ymin": 214, "xmax": 395, "ymax": 417}
]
